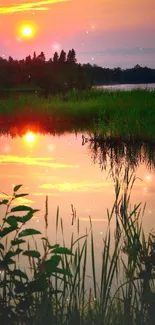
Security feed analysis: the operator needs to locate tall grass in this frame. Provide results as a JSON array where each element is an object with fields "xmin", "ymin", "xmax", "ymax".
[
  {"xmin": 0, "ymin": 89, "xmax": 155, "ymax": 140},
  {"xmin": 82, "ymin": 133, "xmax": 155, "ymax": 172},
  {"xmin": 0, "ymin": 167, "xmax": 155, "ymax": 325}
]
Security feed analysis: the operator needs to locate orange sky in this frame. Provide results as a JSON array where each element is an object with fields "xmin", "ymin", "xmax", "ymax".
[{"xmin": 0, "ymin": 0, "xmax": 155, "ymax": 67}]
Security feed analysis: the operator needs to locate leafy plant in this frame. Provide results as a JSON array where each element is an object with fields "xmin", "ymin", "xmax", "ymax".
[{"xmin": 0, "ymin": 185, "xmax": 73, "ymax": 325}]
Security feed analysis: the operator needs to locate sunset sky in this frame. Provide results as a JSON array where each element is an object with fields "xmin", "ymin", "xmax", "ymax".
[{"xmin": 0, "ymin": 0, "xmax": 155, "ymax": 68}]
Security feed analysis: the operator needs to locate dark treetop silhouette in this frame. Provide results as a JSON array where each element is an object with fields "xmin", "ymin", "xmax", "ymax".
[{"xmin": 0, "ymin": 50, "xmax": 155, "ymax": 95}]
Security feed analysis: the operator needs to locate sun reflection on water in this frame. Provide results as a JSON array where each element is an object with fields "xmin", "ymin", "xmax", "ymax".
[{"xmin": 24, "ymin": 131, "xmax": 36, "ymax": 143}]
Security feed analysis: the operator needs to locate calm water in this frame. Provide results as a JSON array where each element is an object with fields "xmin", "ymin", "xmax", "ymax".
[
  {"xmin": 0, "ymin": 131, "xmax": 155, "ymax": 241},
  {"xmin": 96, "ymin": 83, "xmax": 155, "ymax": 90}
]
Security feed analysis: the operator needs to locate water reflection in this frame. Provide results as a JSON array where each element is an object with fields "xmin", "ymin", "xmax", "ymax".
[
  {"xmin": 0, "ymin": 128, "xmax": 155, "ymax": 247},
  {"xmin": 82, "ymin": 133, "xmax": 155, "ymax": 172}
]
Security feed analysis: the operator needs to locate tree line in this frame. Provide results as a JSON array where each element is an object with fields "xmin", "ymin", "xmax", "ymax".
[
  {"xmin": 84, "ymin": 63, "xmax": 155, "ymax": 85},
  {"xmin": 0, "ymin": 49, "xmax": 155, "ymax": 95},
  {"xmin": 0, "ymin": 49, "xmax": 92, "ymax": 95}
]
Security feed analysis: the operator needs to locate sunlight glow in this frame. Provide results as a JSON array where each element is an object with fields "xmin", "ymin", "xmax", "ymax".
[
  {"xmin": 25, "ymin": 132, "xmax": 35, "ymax": 143},
  {"xmin": 21, "ymin": 25, "xmax": 33, "ymax": 38}
]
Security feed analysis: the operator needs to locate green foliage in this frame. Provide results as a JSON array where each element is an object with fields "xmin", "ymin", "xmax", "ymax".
[
  {"xmin": 23, "ymin": 250, "xmax": 41, "ymax": 258},
  {"xmin": 13, "ymin": 184, "xmax": 23, "ymax": 192},
  {"xmin": 11, "ymin": 238, "xmax": 26, "ymax": 246},
  {"xmin": 11, "ymin": 205, "xmax": 35, "ymax": 212},
  {"xmin": 0, "ymin": 199, "xmax": 9, "ymax": 205},
  {"xmin": 51, "ymin": 247, "xmax": 74, "ymax": 255},
  {"xmin": 0, "ymin": 178, "xmax": 155, "ymax": 325},
  {"xmin": 0, "ymin": 185, "xmax": 73, "ymax": 325},
  {"xmin": 18, "ymin": 228, "xmax": 42, "ymax": 237},
  {"xmin": 0, "ymin": 89, "xmax": 155, "ymax": 141}
]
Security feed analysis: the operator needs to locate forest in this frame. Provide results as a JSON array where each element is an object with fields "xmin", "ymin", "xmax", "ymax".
[{"xmin": 0, "ymin": 49, "xmax": 155, "ymax": 95}]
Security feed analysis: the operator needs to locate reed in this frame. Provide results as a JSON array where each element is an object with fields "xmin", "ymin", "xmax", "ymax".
[{"xmin": 0, "ymin": 167, "xmax": 155, "ymax": 324}]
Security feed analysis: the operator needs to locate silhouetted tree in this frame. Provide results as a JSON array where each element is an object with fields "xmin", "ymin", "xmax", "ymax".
[
  {"xmin": 67, "ymin": 49, "xmax": 76, "ymax": 64},
  {"xmin": 53, "ymin": 52, "xmax": 59, "ymax": 63},
  {"xmin": 0, "ymin": 49, "xmax": 155, "ymax": 96},
  {"xmin": 25, "ymin": 55, "xmax": 32, "ymax": 65},
  {"xmin": 37, "ymin": 51, "xmax": 46, "ymax": 62},
  {"xmin": 59, "ymin": 50, "xmax": 66, "ymax": 63},
  {"xmin": 8, "ymin": 56, "xmax": 14, "ymax": 64},
  {"xmin": 33, "ymin": 51, "xmax": 36, "ymax": 60}
]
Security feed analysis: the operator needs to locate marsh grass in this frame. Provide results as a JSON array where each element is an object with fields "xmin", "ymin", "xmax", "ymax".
[
  {"xmin": 0, "ymin": 168, "xmax": 155, "ymax": 325},
  {"xmin": 0, "ymin": 89, "xmax": 155, "ymax": 140}
]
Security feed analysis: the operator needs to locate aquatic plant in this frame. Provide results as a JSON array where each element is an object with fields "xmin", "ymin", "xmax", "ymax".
[{"xmin": 0, "ymin": 169, "xmax": 155, "ymax": 325}]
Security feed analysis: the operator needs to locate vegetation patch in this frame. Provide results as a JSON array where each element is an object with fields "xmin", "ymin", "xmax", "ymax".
[
  {"xmin": 0, "ymin": 89, "xmax": 155, "ymax": 141},
  {"xmin": 0, "ymin": 169, "xmax": 155, "ymax": 325}
]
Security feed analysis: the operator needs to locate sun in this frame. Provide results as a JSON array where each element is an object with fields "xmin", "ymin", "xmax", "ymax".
[
  {"xmin": 21, "ymin": 25, "xmax": 33, "ymax": 38},
  {"xmin": 18, "ymin": 21, "xmax": 37, "ymax": 39},
  {"xmin": 25, "ymin": 132, "xmax": 35, "ymax": 143}
]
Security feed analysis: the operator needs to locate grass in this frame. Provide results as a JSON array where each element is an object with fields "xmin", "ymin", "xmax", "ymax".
[
  {"xmin": 0, "ymin": 167, "xmax": 155, "ymax": 325},
  {"xmin": 0, "ymin": 88, "xmax": 155, "ymax": 141},
  {"xmin": 82, "ymin": 133, "xmax": 155, "ymax": 172}
]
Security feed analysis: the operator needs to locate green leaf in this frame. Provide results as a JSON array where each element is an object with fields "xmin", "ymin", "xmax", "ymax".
[
  {"xmin": 22, "ymin": 211, "xmax": 34, "ymax": 223},
  {"xmin": 0, "ymin": 260, "xmax": 8, "ymax": 269},
  {"xmin": 18, "ymin": 229, "xmax": 41, "ymax": 237},
  {"xmin": 6, "ymin": 215, "xmax": 24, "ymax": 223},
  {"xmin": 51, "ymin": 247, "xmax": 73, "ymax": 255},
  {"xmin": 45, "ymin": 255, "xmax": 61, "ymax": 274},
  {"xmin": 0, "ymin": 199, "xmax": 9, "ymax": 205},
  {"xmin": 54, "ymin": 267, "xmax": 72, "ymax": 276},
  {"xmin": 0, "ymin": 226, "xmax": 17, "ymax": 238},
  {"xmin": 14, "ymin": 282, "xmax": 27, "ymax": 294},
  {"xmin": 0, "ymin": 258, "xmax": 15, "ymax": 268},
  {"xmin": 0, "ymin": 243, "xmax": 4, "ymax": 250},
  {"xmin": 17, "ymin": 298, "xmax": 32, "ymax": 310},
  {"xmin": 5, "ymin": 216, "xmax": 18, "ymax": 227},
  {"xmin": 15, "ymin": 193, "xmax": 28, "ymax": 198},
  {"xmin": 23, "ymin": 250, "xmax": 40, "ymax": 259},
  {"xmin": 48, "ymin": 244, "xmax": 60, "ymax": 249},
  {"xmin": 5, "ymin": 249, "xmax": 23, "ymax": 259},
  {"xmin": 11, "ymin": 239, "xmax": 26, "ymax": 246},
  {"xmin": 27, "ymin": 277, "xmax": 48, "ymax": 292},
  {"xmin": 12, "ymin": 269, "xmax": 28, "ymax": 280},
  {"xmin": 11, "ymin": 205, "xmax": 32, "ymax": 213},
  {"xmin": 13, "ymin": 184, "xmax": 23, "ymax": 192},
  {"xmin": 22, "ymin": 210, "xmax": 39, "ymax": 223}
]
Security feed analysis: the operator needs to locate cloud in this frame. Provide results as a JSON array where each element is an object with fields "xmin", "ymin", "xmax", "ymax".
[
  {"xmin": 0, "ymin": 155, "xmax": 79, "ymax": 169},
  {"xmin": 40, "ymin": 182, "xmax": 114, "ymax": 192},
  {"xmin": 0, "ymin": 0, "xmax": 68, "ymax": 14},
  {"xmin": 32, "ymin": 192, "xmax": 60, "ymax": 196},
  {"xmin": 0, "ymin": 193, "xmax": 35, "ymax": 205},
  {"xmin": 12, "ymin": 197, "xmax": 35, "ymax": 206},
  {"xmin": 39, "ymin": 181, "xmax": 144, "ymax": 193}
]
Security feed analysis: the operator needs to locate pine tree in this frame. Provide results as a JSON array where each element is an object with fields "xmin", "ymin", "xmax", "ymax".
[
  {"xmin": 8, "ymin": 56, "xmax": 14, "ymax": 64},
  {"xmin": 59, "ymin": 50, "xmax": 66, "ymax": 63},
  {"xmin": 33, "ymin": 51, "xmax": 36, "ymax": 60},
  {"xmin": 67, "ymin": 49, "xmax": 76, "ymax": 64},
  {"xmin": 37, "ymin": 51, "xmax": 46, "ymax": 62},
  {"xmin": 25, "ymin": 55, "xmax": 32, "ymax": 65},
  {"xmin": 53, "ymin": 52, "xmax": 59, "ymax": 63}
]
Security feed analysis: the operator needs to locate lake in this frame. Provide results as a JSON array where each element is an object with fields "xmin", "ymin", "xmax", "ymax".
[
  {"xmin": 0, "ymin": 130, "xmax": 155, "ymax": 282},
  {"xmin": 96, "ymin": 83, "xmax": 155, "ymax": 90}
]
